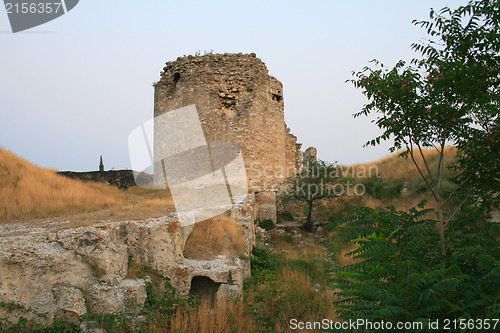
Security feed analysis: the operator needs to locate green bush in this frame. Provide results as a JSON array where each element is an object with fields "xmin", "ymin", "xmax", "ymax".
[
  {"xmin": 246, "ymin": 245, "xmax": 334, "ymax": 331},
  {"xmin": 380, "ymin": 179, "xmax": 404, "ymax": 198},
  {"xmin": 411, "ymin": 176, "xmax": 429, "ymax": 194},
  {"xmin": 333, "ymin": 204, "xmax": 500, "ymax": 330},
  {"xmin": 280, "ymin": 210, "xmax": 295, "ymax": 222},
  {"xmin": 361, "ymin": 177, "xmax": 404, "ymax": 199},
  {"xmin": 259, "ymin": 219, "xmax": 274, "ymax": 231},
  {"xmin": 360, "ymin": 175, "xmax": 381, "ymax": 197},
  {"xmin": 1, "ymin": 319, "xmax": 79, "ymax": 333}
]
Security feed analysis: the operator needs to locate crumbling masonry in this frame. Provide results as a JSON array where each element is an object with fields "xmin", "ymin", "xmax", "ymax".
[
  {"xmin": 154, "ymin": 53, "xmax": 305, "ymax": 222},
  {"xmin": 0, "ymin": 53, "xmax": 310, "ymax": 328}
]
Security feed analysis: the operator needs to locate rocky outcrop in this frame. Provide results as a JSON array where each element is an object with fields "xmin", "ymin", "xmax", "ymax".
[{"xmin": 0, "ymin": 195, "xmax": 254, "ymax": 326}]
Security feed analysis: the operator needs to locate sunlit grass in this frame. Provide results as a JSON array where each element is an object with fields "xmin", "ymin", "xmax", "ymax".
[
  {"xmin": 0, "ymin": 148, "xmax": 125, "ymax": 220},
  {"xmin": 345, "ymin": 146, "xmax": 457, "ymax": 183},
  {"xmin": 184, "ymin": 213, "xmax": 246, "ymax": 259},
  {"xmin": 170, "ymin": 300, "xmax": 255, "ymax": 333}
]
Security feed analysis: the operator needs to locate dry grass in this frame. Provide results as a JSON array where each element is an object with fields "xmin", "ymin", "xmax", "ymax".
[
  {"xmin": 169, "ymin": 263, "xmax": 338, "ymax": 333},
  {"xmin": 280, "ymin": 266, "xmax": 313, "ymax": 288},
  {"xmin": 171, "ymin": 300, "xmax": 256, "ymax": 333},
  {"xmin": 245, "ymin": 265, "xmax": 338, "ymax": 333},
  {"xmin": 345, "ymin": 146, "xmax": 457, "ymax": 183},
  {"xmin": 361, "ymin": 192, "xmax": 433, "ymax": 211},
  {"xmin": 143, "ymin": 197, "xmax": 175, "ymax": 207},
  {"xmin": 270, "ymin": 231, "xmax": 326, "ymax": 261},
  {"xmin": 183, "ymin": 213, "xmax": 246, "ymax": 259},
  {"xmin": 0, "ymin": 148, "xmax": 178, "ymax": 227},
  {"xmin": 0, "ymin": 148, "xmax": 125, "ymax": 221}
]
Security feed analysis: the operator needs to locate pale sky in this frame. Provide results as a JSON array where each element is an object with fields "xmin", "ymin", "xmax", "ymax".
[{"xmin": 0, "ymin": 0, "xmax": 460, "ymax": 171}]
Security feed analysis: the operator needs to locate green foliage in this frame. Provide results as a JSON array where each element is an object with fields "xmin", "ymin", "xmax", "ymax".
[
  {"xmin": 259, "ymin": 219, "xmax": 274, "ymax": 231},
  {"xmin": 281, "ymin": 159, "xmax": 343, "ymax": 231},
  {"xmin": 351, "ymin": 0, "xmax": 500, "ymax": 271},
  {"xmin": 361, "ymin": 176, "xmax": 404, "ymax": 199},
  {"xmin": 249, "ymin": 246, "xmax": 279, "ymax": 273},
  {"xmin": 333, "ymin": 204, "xmax": 500, "ymax": 329},
  {"xmin": 280, "ymin": 210, "xmax": 295, "ymax": 222},
  {"xmin": 1, "ymin": 319, "xmax": 79, "ymax": 333},
  {"xmin": 411, "ymin": 176, "xmax": 429, "ymax": 195},
  {"xmin": 246, "ymin": 245, "xmax": 334, "ymax": 331}
]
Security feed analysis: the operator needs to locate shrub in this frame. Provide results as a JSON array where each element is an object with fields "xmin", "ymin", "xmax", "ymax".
[
  {"xmin": 259, "ymin": 219, "xmax": 274, "ymax": 231},
  {"xmin": 245, "ymin": 246, "xmax": 335, "ymax": 331},
  {"xmin": 380, "ymin": 179, "xmax": 404, "ymax": 198},
  {"xmin": 333, "ymin": 204, "xmax": 500, "ymax": 329},
  {"xmin": 280, "ymin": 210, "xmax": 295, "ymax": 222}
]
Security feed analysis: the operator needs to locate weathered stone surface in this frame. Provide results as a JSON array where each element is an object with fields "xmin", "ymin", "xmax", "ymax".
[
  {"xmin": 52, "ymin": 285, "xmax": 87, "ymax": 317},
  {"xmin": 216, "ymin": 284, "xmax": 241, "ymax": 302},
  {"xmin": 303, "ymin": 147, "xmax": 317, "ymax": 165},
  {"xmin": 256, "ymin": 205, "xmax": 277, "ymax": 223},
  {"xmin": 0, "ymin": 195, "xmax": 255, "ymax": 326},
  {"xmin": 56, "ymin": 226, "xmax": 129, "ymax": 284},
  {"xmin": 154, "ymin": 53, "xmax": 304, "ymax": 222},
  {"xmin": 86, "ymin": 279, "xmax": 147, "ymax": 314},
  {"xmin": 0, "ymin": 236, "xmax": 96, "ymax": 316},
  {"xmin": 255, "ymin": 191, "xmax": 276, "ymax": 205},
  {"xmin": 155, "ymin": 53, "xmax": 300, "ymax": 191}
]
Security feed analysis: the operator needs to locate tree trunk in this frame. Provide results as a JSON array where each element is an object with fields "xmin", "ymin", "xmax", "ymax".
[
  {"xmin": 303, "ymin": 201, "xmax": 314, "ymax": 232},
  {"xmin": 436, "ymin": 143, "xmax": 446, "ymax": 268},
  {"xmin": 437, "ymin": 198, "xmax": 446, "ymax": 268}
]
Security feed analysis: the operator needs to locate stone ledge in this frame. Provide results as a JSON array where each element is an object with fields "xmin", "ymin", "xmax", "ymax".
[{"xmin": 0, "ymin": 195, "xmax": 254, "ymax": 326}]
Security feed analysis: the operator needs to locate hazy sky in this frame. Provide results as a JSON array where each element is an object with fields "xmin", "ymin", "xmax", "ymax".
[{"xmin": 0, "ymin": 0, "xmax": 460, "ymax": 171}]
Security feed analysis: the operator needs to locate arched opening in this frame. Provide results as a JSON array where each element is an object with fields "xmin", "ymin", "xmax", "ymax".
[{"xmin": 189, "ymin": 276, "xmax": 221, "ymax": 304}]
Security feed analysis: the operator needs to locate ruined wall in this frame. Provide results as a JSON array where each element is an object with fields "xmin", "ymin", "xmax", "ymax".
[
  {"xmin": 0, "ymin": 195, "xmax": 255, "ymax": 327},
  {"xmin": 154, "ymin": 53, "xmax": 301, "ymax": 193}
]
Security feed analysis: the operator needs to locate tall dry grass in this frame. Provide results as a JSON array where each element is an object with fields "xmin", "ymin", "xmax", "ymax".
[
  {"xmin": 170, "ymin": 300, "xmax": 256, "ymax": 333},
  {"xmin": 170, "ymin": 267, "xmax": 337, "ymax": 333},
  {"xmin": 0, "ymin": 148, "xmax": 124, "ymax": 220},
  {"xmin": 183, "ymin": 213, "xmax": 246, "ymax": 259}
]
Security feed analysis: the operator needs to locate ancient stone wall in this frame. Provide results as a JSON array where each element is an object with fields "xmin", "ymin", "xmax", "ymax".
[
  {"xmin": 154, "ymin": 53, "xmax": 301, "ymax": 194},
  {"xmin": 0, "ymin": 195, "xmax": 255, "ymax": 327}
]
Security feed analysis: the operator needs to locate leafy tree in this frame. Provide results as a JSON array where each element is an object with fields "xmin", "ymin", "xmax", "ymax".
[
  {"xmin": 351, "ymin": 0, "xmax": 499, "ymax": 263},
  {"xmin": 333, "ymin": 204, "xmax": 499, "ymax": 328},
  {"xmin": 333, "ymin": 0, "xmax": 500, "ymax": 327},
  {"xmin": 281, "ymin": 158, "xmax": 342, "ymax": 232}
]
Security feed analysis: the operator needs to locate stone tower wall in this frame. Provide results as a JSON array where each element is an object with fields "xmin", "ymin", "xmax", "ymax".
[{"xmin": 154, "ymin": 53, "xmax": 300, "ymax": 193}]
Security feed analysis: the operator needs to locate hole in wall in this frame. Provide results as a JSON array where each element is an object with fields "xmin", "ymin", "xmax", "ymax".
[
  {"xmin": 173, "ymin": 72, "xmax": 181, "ymax": 83},
  {"xmin": 272, "ymin": 93, "xmax": 282, "ymax": 102},
  {"xmin": 189, "ymin": 276, "xmax": 221, "ymax": 304}
]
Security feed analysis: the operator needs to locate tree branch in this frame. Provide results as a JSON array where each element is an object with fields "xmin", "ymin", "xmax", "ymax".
[
  {"xmin": 444, "ymin": 192, "xmax": 472, "ymax": 228},
  {"xmin": 406, "ymin": 142, "xmax": 439, "ymax": 202},
  {"xmin": 441, "ymin": 174, "xmax": 472, "ymax": 208},
  {"xmin": 417, "ymin": 142, "xmax": 436, "ymax": 185}
]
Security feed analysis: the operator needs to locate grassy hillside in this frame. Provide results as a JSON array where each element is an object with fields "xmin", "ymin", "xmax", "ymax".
[
  {"xmin": 281, "ymin": 147, "xmax": 458, "ymax": 224},
  {"xmin": 0, "ymin": 148, "xmax": 127, "ymax": 221},
  {"xmin": 349, "ymin": 146, "xmax": 457, "ymax": 183},
  {"xmin": 346, "ymin": 147, "xmax": 457, "ymax": 211}
]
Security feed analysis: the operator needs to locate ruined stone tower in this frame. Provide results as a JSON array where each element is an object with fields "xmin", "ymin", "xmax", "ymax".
[{"xmin": 154, "ymin": 53, "xmax": 302, "ymax": 221}]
